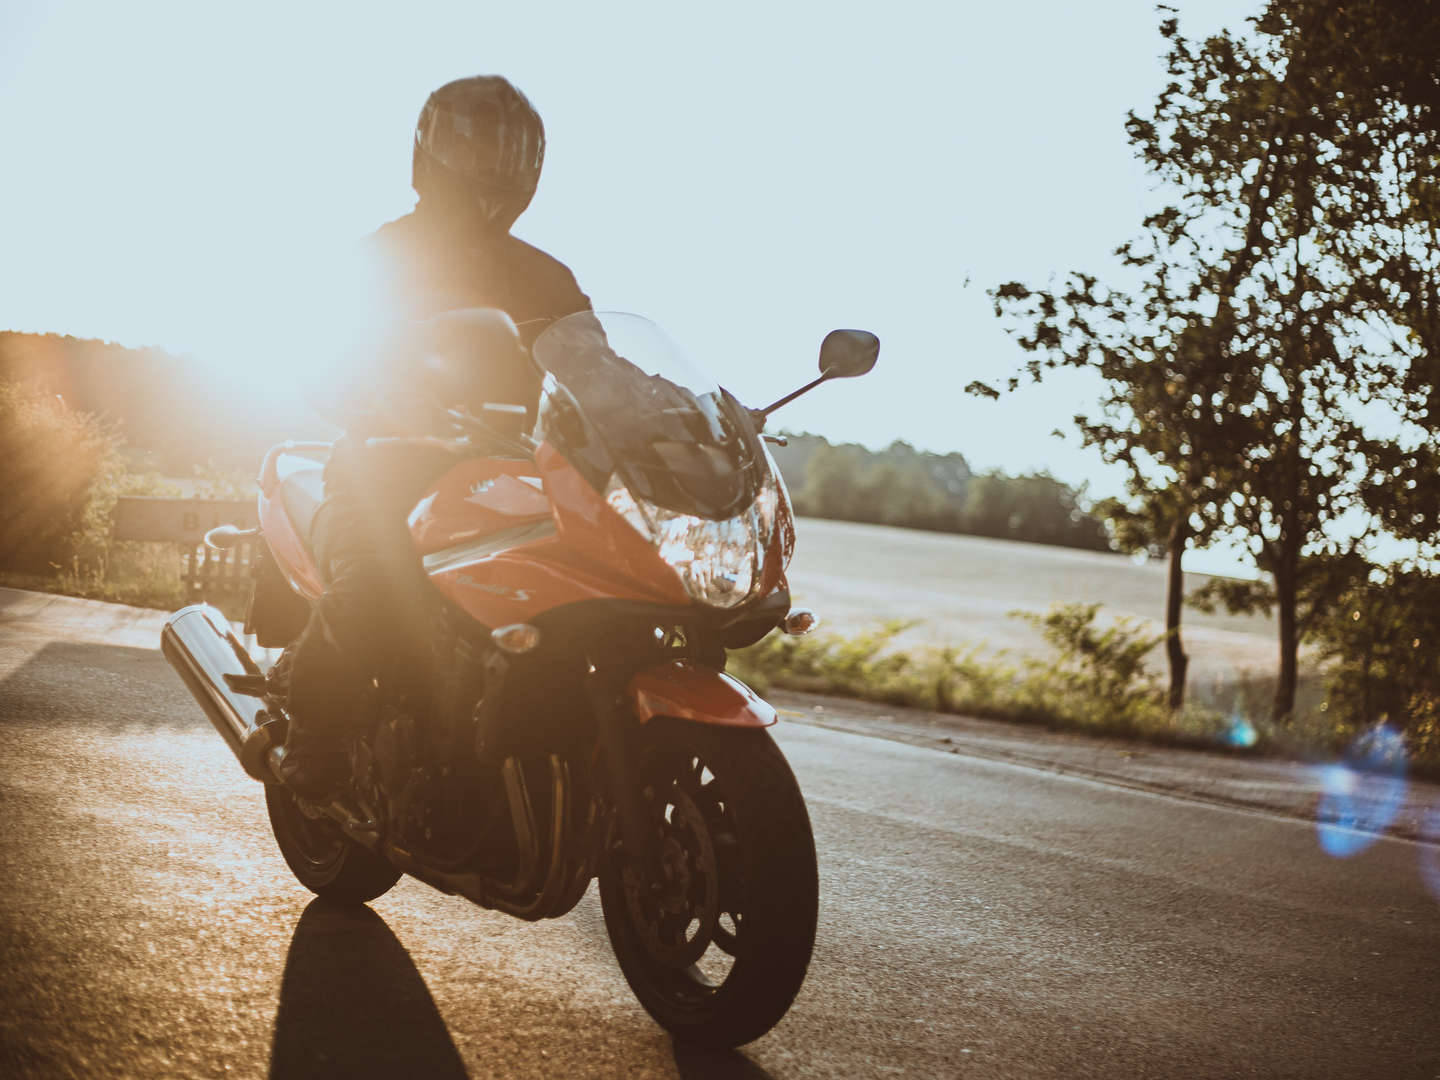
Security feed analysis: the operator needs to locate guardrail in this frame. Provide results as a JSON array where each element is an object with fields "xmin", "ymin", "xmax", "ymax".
[{"xmin": 112, "ymin": 496, "xmax": 258, "ymax": 609}]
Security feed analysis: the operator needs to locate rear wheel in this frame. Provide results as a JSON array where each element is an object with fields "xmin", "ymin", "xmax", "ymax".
[
  {"xmin": 599, "ymin": 722, "xmax": 819, "ymax": 1048},
  {"xmin": 264, "ymin": 783, "xmax": 401, "ymax": 905}
]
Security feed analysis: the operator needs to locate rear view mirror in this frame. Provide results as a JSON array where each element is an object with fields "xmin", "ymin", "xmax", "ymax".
[
  {"xmin": 818, "ymin": 329, "xmax": 879, "ymax": 379},
  {"xmin": 756, "ymin": 328, "xmax": 881, "ymax": 419}
]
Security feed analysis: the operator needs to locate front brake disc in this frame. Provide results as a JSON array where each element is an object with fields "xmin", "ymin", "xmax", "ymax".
[{"xmin": 623, "ymin": 783, "xmax": 721, "ymax": 968}]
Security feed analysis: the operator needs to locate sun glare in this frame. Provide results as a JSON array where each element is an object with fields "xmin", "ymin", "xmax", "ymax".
[{"xmin": 171, "ymin": 231, "xmax": 410, "ymax": 421}]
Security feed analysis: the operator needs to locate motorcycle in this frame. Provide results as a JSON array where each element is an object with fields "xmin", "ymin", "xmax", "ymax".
[{"xmin": 160, "ymin": 309, "xmax": 878, "ymax": 1047}]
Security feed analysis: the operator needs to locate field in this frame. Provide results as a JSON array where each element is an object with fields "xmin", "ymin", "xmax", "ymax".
[{"xmin": 784, "ymin": 517, "xmax": 1281, "ymax": 691}]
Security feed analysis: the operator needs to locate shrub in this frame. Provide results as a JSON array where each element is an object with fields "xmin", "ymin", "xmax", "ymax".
[
  {"xmin": 1013, "ymin": 602, "xmax": 1164, "ymax": 728},
  {"xmin": 1311, "ymin": 567, "xmax": 1440, "ymax": 767},
  {"xmin": 190, "ymin": 461, "xmax": 255, "ymax": 499},
  {"xmin": 729, "ymin": 602, "xmax": 1239, "ymax": 749},
  {"xmin": 0, "ymin": 379, "xmax": 121, "ymax": 573}
]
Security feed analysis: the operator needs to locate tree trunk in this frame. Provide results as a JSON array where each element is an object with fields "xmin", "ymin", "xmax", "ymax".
[
  {"xmin": 1272, "ymin": 557, "xmax": 1300, "ymax": 724},
  {"xmin": 1165, "ymin": 513, "xmax": 1190, "ymax": 711}
]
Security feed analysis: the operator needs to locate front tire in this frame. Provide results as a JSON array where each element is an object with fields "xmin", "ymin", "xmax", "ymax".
[
  {"xmin": 599, "ymin": 721, "xmax": 819, "ymax": 1048},
  {"xmin": 265, "ymin": 783, "xmax": 401, "ymax": 905}
]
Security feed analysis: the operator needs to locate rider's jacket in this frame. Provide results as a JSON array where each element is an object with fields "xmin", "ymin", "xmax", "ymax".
[
  {"xmin": 311, "ymin": 201, "xmax": 592, "ymax": 477},
  {"xmin": 366, "ymin": 202, "xmax": 592, "ymax": 423},
  {"xmin": 370, "ymin": 201, "xmax": 592, "ymax": 338},
  {"xmin": 311, "ymin": 200, "xmax": 592, "ymax": 437}
]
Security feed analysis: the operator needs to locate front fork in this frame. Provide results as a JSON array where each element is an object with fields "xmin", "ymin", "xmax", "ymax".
[
  {"xmin": 584, "ymin": 656, "xmax": 778, "ymax": 876},
  {"xmin": 584, "ymin": 670, "xmax": 660, "ymax": 875}
]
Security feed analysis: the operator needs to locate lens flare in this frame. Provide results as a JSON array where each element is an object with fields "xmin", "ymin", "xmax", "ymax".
[
  {"xmin": 1419, "ymin": 805, "xmax": 1440, "ymax": 903},
  {"xmin": 1222, "ymin": 707, "xmax": 1258, "ymax": 748},
  {"xmin": 1314, "ymin": 724, "xmax": 1408, "ymax": 858}
]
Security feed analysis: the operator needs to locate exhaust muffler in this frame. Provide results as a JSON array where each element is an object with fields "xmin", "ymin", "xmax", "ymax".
[{"xmin": 161, "ymin": 604, "xmax": 275, "ymax": 781}]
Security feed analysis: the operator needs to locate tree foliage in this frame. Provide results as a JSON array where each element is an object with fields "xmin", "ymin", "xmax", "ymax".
[
  {"xmin": 989, "ymin": 1, "xmax": 1440, "ymax": 723},
  {"xmin": 0, "ymin": 331, "xmax": 335, "ymax": 475},
  {"xmin": 771, "ymin": 434, "xmax": 1112, "ymax": 550},
  {"xmin": 1310, "ymin": 565, "xmax": 1440, "ymax": 757},
  {"xmin": 0, "ymin": 380, "xmax": 121, "ymax": 573}
]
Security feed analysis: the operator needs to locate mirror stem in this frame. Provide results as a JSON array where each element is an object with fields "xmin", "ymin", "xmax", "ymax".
[{"xmin": 758, "ymin": 371, "xmax": 831, "ymax": 418}]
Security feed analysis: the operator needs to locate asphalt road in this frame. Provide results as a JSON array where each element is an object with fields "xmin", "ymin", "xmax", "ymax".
[{"xmin": 2, "ymin": 591, "xmax": 1438, "ymax": 1079}]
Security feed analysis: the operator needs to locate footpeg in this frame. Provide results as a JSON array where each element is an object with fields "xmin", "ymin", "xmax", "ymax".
[{"xmin": 222, "ymin": 672, "xmax": 270, "ymax": 697}]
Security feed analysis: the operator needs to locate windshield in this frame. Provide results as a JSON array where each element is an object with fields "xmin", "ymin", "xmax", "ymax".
[{"xmin": 531, "ymin": 312, "xmax": 763, "ymax": 518}]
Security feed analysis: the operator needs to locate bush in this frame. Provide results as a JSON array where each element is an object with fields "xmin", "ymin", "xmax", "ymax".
[
  {"xmin": 190, "ymin": 461, "xmax": 255, "ymax": 499},
  {"xmin": 0, "ymin": 380, "xmax": 121, "ymax": 573},
  {"xmin": 729, "ymin": 598, "xmax": 1440, "ymax": 773},
  {"xmin": 0, "ymin": 378, "xmax": 204, "ymax": 610},
  {"xmin": 1311, "ymin": 567, "xmax": 1440, "ymax": 765},
  {"xmin": 1013, "ymin": 602, "xmax": 1164, "ymax": 728},
  {"xmin": 729, "ymin": 602, "xmax": 1260, "ymax": 751}
]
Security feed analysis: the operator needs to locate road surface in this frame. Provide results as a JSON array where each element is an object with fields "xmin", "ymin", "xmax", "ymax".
[{"xmin": 2, "ymin": 590, "xmax": 1437, "ymax": 1078}]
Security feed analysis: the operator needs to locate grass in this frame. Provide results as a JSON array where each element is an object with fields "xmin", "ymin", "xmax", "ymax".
[
  {"xmin": 0, "ymin": 540, "xmax": 247, "ymax": 620},
  {"xmin": 728, "ymin": 613, "xmax": 1440, "ymax": 776},
  {"xmin": 0, "ymin": 458, "xmax": 257, "ymax": 618},
  {"xmin": 7, "ymin": 537, "xmax": 1434, "ymax": 778},
  {"xmin": 2, "ymin": 544, "xmax": 184, "ymax": 608},
  {"xmin": 730, "ymin": 619, "xmax": 1224, "ymax": 744}
]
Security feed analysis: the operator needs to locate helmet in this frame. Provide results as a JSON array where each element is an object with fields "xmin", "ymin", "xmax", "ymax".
[{"xmin": 412, "ymin": 75, "xmax": 545, "ymax": 231}]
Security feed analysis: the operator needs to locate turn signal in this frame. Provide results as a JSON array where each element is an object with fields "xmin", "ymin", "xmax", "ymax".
[
  {"xmin": 491, "ymin": 623, "xmax": 542, "ymax": 654},
  {"xmin": 782, "ymin": 609, "xmax": 819, "ymax": 636}
]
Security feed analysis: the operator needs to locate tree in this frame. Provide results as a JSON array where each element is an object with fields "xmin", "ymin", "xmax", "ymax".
[
  {"xmin": 960, "ymin": 471, "xmax": 1110, "ymax": 551},
  {"xmin": 794, "ymin": 442, "xmax": 866, "ymax": 521},
  {"xmin": 990, "ymin": 4, "xmax": 1439, "ymax": 722},
  {"xmin": 1262, "ymin": 0, "xmax": 1440, "ymax": 558},
  {"xmin": 1093, "ymin": 488, "xmax": 1200, "ymax": 710},
  {"xmin": 784, "ymin": 435, "xmax": 1110, "ymax": 547},
  {"xmin": 986, "ymin": 214, "xmax": 1233, "ymax": 711}
]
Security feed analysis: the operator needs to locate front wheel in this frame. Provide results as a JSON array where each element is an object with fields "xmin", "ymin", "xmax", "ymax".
[
  {"xmin": 599, "ymin": 721, "xmax": 819, "ymax": 1048},
  {"xmin": 265, "ymin": 783, "xmax": 401, "ymax": 905}
]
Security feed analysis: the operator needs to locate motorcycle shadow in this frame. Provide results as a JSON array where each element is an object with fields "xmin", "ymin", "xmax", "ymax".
[
  {"xmin": 269, "ymin": 899, "xmax": 467, "ymax": 1080},
  {"xmin": 672, "ymin": 1040, "xmax": 778, "ymax": 1080}
]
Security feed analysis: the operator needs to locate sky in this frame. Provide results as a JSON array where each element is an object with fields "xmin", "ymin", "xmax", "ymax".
[{"xmin": 0, "ymin": 0, "xmax": 1265, "ymax": 503}]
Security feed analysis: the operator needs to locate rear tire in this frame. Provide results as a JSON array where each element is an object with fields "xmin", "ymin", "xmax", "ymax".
[
  {"xmin": 599, "ymin": 721, "xmax": 819, "ymax": 1048},
  {"xmin": 265, "ymin": 783, "xmax": 401, "ymax": 905}
]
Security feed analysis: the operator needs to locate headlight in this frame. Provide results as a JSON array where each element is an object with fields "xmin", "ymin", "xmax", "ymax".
[{"xmin": 605, "ymin": 470, "xmax": 779, "ymax": 609}]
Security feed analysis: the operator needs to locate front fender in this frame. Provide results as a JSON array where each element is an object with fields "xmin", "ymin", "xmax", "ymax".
[{"xmin": 626, "ymin": 659, "xmax": 777, "ymax": 728}]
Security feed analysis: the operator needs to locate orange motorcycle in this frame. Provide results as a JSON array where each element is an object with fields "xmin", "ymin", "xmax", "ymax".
[{"xmin": 162, "ymin": 310, "xmax": 878, "ymax": 1046}]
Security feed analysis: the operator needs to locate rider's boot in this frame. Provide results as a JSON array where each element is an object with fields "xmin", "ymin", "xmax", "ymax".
[{"xmin": 273, "ymin": 730, "xmax": 347, "ymax": 800}]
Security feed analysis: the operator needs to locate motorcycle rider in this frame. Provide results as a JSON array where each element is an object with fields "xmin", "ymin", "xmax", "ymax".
[{"xmin": 277, "ymin": 75, "xmax": 592, "ymax": 794}]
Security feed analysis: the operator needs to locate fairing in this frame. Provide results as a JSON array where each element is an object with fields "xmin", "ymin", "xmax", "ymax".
[
  {"xmin": 627, "ymin": 659, "xmax": 778, "ymax": 728},
  {"xmin": 421, "ymin": 445, "xmax": 690, "ymax": 627},
  {"xmin": 257, "ymin": 314, "xmax": 793, "ymax": 630},
  {"xmin": 257, "ymin": 444, "xmax": 327, "ymax": 601},
  {"xmin": 409, "ymin": 457, "xmax": 552, "ymax": 555}
]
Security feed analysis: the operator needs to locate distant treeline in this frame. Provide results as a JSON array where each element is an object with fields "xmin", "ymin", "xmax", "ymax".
[
  {"xmin": 768, "ymin": 434, "xmax": 1112, "ymax": 552},
  {"xmin": 0, "ymin": 332, "xmax": 335, "ymax": 475},
  {"xmin": 0, "ymin": 332, "xmax": 1111, "ymax": 552}
]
